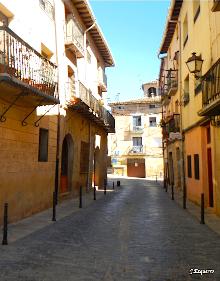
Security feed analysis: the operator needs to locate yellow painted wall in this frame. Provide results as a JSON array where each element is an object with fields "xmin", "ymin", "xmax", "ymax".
[{"xmin": 0, "ymin": 102, "xmax": 57, "ymax": 224}]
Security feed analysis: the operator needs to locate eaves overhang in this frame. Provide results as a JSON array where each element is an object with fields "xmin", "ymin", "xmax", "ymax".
[
  {"xmin": 71, "ymin": 0, "xmax": 115, "ymax": 67},
  {"xmin": 159, "ymin": 0, "xmax": 183, "ymax": 55}
]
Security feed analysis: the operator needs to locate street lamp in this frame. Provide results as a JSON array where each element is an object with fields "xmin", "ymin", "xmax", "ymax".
[{"xmin": 186, "ymin": 52, "xmax": 203, "ymax": 79}]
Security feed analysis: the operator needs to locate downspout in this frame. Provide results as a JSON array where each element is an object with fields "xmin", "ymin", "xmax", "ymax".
[
  {"xmin": 177, "ymin": 19, "xmax": 187, "ymax": 209},
  {"xmin": 54, "ymin": 2, "xmax": 61, "ymax": 204},
  {"xmin": 83, "ymin": 21, "xmax": 96, "ymax": 190},
  {"xmin": 166, "ymin": 19, "xmax": 186, "ymax": 207}
]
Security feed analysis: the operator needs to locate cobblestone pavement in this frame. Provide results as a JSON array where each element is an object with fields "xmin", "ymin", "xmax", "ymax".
[{"xmin": 0, "ymin": 178, "xmax": 220, "ymax": 281}]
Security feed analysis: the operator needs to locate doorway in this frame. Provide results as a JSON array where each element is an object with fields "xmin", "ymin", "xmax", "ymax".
[
  {"xmin": 207, "ymin": 148, "xmax": 214, "ymax": 207},
  {"xmin": 93, "ymin": 146, "xmax": 100, "ymax": 188},
  {"xmin": 60, "ymin": 134, "xmax": 73, "ymax": 193}
]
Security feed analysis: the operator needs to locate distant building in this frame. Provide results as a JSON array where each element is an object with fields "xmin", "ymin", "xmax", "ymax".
[{"xmin": 108, "ymin": 81, "xmax": 163, "ymax": 178}]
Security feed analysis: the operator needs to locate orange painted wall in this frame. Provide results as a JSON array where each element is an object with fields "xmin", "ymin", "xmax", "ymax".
[{"xmin": 184, "ymin": 126, "xmax": 207, "ymax": 205}]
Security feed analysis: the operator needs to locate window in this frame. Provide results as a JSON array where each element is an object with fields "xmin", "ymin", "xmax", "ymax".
[
  {"xmin": 80, "ymin": 141, "xmax": 89, "ymax": 173},
  {"xmin": 194, "ymin": 154, "xmax": 200, "ymax": 180},
  {"xmin": 184, "ymin": 76, "xmax": 190, "ymax": 106},
  {"xmin": 148, "ymin": 87, "xmax": 157, "ymax": 97},
  {"xmin": 39, "ymin": 0, "xmax": 54, "ymax": 19},
  {"xmin": 38, "ymin": 128, "xmax": 49, "ymax": 162},
  {"xmin": 187, "ymin": 155, "xmax": 192, "ymax": 178},
  {"xmin": 193, "ymin": 0, "xmax": 200, "ymax": 23},
  {"xmin": 149, "ymin": 117, "xmax": 157, "ymax": 127},
  {"xmin": 149, "ymin": 104, "xmax": 156, "ymax": 109},
  {"xmin": 132, "ymin": 137, "xmax": 142, "ymax": 147},
  {"xmin": 207, "ymin": 126, "xmax": 211, "ymax": 144},
  {"xmin": 183, "ymin": 14, "xmax": 188, "ymax": 47},
  {"xmin": 133, "ymin": 116, "xmax": 141, "ymax": 127}
]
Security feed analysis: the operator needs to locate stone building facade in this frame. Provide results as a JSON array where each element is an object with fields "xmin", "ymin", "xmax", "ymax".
[{"xmin": 0, "ymin": 0, "xmax": 114, "ymax": 224}]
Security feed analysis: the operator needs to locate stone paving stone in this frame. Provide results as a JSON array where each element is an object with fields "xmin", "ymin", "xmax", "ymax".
[{"xmin": 0, "ymin": 178, "xmax": 220, "ymax": 280}]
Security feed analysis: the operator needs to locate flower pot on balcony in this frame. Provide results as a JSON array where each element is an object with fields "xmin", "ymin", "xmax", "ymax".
[
  {"xmin": 34, "ymin": 83, "xmax": 48, "ymax": 93},
  {"xmin": 0, "ymin": 63, "xmax": 16, "ymax": 76}
]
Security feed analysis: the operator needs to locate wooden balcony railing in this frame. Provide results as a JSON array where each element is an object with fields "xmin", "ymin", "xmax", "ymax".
[
  {"xmin": 0, "ymin": 26, "xmax": 57, "ymax": 99},
  {"xmin": 200, "ymin": 58, "xmax": 220, "ymax": 116}
]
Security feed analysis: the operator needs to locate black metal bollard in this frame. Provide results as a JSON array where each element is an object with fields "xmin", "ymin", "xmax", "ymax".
[
  {"xmin": 112, "ymin": 182, "xmax": 115, "ymax": 190},
  {"xmin": 165, "ymin": 180, "xmax": 168, "ymax": 192},
  {"xmin": 156, "ymin": 175, "xmax": 158, "ymax": 182},
  {"xmin": 200, "ymin": 193, "xmax": 205, "ymax": 224},
  {"xmin": 52, "ymin": 192, "xmax": 56, "ymax": 222},
  {"xmin": 93, "ymin": 185, "xmax": 96, "ymax": 200},
  {"xmin": 171, "ymin": 184, "xmax": 174, "ymax": 200},
  {"xmin": 2, "ymin": 203, "xmax": 8, "ymax": 245},
  {"xmin": 104, "ymin": 179, "xmax": 107, "ymax": 195},
  {"xmin": 79, "ymin": 186, "xmax": 82, "ymax": 208},
  {"xmin": 117, "ymin": 180, "xmax": 120, "ymax": 186}
]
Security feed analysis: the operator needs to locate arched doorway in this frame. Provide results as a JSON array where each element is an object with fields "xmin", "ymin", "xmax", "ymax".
[{"xmin": 60, "ymin": 134, "xmax": 73, "ymax": 193}]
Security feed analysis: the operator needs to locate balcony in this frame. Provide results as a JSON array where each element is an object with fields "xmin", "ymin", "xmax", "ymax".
[
  {"xmin": 132, "ymin": 126, "xmax": 144, "ymax": 133},
  {"xmin": 198, "ymin": 58, "xmax": 220, "ymax": 116},
  {"xmin": 0, "ymin": 26, "xmax": 58, "ymax": 107},
  {"xmin": 161, "ymin": 86, "xmax": 171, "ymax": 106},
  {"xmin": 128, "ymin": 145, "xmax": 144, "ymax": 155},
  {"xmin": 98, "ymin": 67, "xmax": 107, "ymax": 92},
  {"xmin": 162, "ymin": 114, "xmax": 181, "ymax": 142},
  {"xmin": 212, "ymin": 0, "xmax": 220, "ymax": 11},
  {"xmin": 65, "ymin": 15, "xmax": 84, "ymax": 58},
  {"xmin": 166, "ymin": 69, "xmax": 178, "ymax": 96},
  {"xmin": 67, "ymin": 81, "xmax": 115, "ymax": 133}
]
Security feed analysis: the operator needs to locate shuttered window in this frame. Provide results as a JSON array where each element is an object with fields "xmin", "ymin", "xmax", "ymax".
[
  {"xmin": 38, "ymin": 128, "xmax": 49, "ymax": 162},
  {"xmin": 194, "ymin": 154, "xmax": 200, "ymax": 180},
  {"xmin": 187, "ymin": 155, "xmax": 192, "ymax": 178}
]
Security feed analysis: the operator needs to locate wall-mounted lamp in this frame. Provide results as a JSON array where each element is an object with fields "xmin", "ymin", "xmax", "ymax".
[{"xmin": 186, "ymin": 52, "xmax": 203, "ymax": 79}]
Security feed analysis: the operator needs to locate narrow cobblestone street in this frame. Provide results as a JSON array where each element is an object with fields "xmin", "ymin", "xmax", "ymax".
[{"xmin": 0, "ymin": 178, "xmax": 220, "ymax": 281}]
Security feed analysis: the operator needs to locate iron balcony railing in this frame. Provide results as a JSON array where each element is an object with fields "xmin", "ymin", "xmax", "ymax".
[
  {"xmin": 78, "ymin": 82, "xmax": 115, "ymax": 130},
  {"xmin": 129, "ymin": 145, "xmax": 144, "ymax": 154},
  {"xmin": 0, "ymin": 26, "xmax": 57, "ymax": 97},
  {"xmin": 166, "ymin": 69, "xmax": 178, "ymax": 96},
  {"xmin": 162, "ymin": 113, "xmax": 180, "ymax": 139},
  {"xmin": 202, "ymin": 58, "xmax": 220, "ymax": 109},
  {"xmin": 132, "ymin": 126, "xmax": 144, "ymax": 133}
]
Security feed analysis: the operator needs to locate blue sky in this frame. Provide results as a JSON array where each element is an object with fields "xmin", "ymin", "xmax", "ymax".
[{"xmin": 90, "ymin": 0, "xmax": 170, "ymax": 102}]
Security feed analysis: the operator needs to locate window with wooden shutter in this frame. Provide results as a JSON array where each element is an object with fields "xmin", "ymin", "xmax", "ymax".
[{"xmin": 38, "ymin": 128, "xmax": 49, "ymax": 162}]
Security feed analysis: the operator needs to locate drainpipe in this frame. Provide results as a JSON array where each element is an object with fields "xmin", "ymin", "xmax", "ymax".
[
  {"xmin": 83, "ymin": 21, "xmax": 96, "ymax": 190},
  {"xmin": 171, "ymin": 19, "xmax": 187, "ymax": 208},
  {"xmin": 54, "ymin": 2, "xmax": 61, "ymax": 204},
  {"xmin": 83, "ymin": 21, "xmax": 96, "ymax": 82}
]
